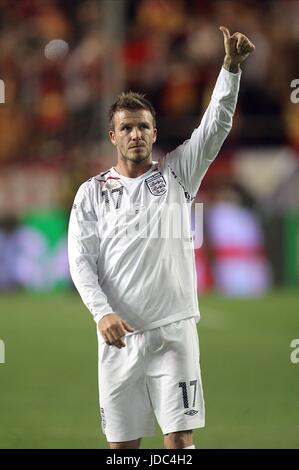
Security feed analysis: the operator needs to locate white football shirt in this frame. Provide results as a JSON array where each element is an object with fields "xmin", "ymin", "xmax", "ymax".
[{"xmin": 68, "ymin": 67, "xmax": 241, "ymax": 335}]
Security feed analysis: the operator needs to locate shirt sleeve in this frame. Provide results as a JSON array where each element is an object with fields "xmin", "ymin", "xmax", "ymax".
[
  {"xmin": 164, "ymin": 67, "xmax": 241, "ymax": 198},
  {"xmin": 68, "ymin": 182, "xmax": 113, "ymax": 324}
]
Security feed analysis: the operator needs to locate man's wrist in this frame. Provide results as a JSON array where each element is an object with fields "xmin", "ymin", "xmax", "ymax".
[{"xmin": 223, "ymin": 56, "xmax": 241, "ymax": 73}]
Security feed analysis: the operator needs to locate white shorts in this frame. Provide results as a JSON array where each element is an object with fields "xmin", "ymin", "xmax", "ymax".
[{"xmin": 97, "ymin": 317, "xmax": 205, "ymax": 442}]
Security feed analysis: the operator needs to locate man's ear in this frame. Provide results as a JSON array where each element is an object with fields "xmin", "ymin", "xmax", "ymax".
[
  {"xmin": 153, "ymin": 128, "xmax": 157, "ymax": 144},
  {"xmin": 109, "ymin": 130, "xmax": 116, "ymax": 146}
]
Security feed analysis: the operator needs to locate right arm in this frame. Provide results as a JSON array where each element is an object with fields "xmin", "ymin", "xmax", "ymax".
[{"xmin": 68, "ymin": 183, "xmax": 133, "ymax": 348}]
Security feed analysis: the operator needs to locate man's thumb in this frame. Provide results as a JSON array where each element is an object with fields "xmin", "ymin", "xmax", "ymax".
[
  {"xmin": 123, "ymin": 320, "xmax": 135, "ymax": 332},
  {"xmin": 219, "ymin": 26, "xmax": 230, "ymax": 39}
]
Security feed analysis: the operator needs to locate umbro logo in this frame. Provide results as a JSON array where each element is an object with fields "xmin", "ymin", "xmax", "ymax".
[{"xmin": 184, "ymin": 409, "xmax": 198, "ymax": 416}]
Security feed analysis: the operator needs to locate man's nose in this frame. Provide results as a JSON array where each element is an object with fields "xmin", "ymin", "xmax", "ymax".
[{"xmin": 131, "ymin": 127, "xmax": 141, "ymax": 140}]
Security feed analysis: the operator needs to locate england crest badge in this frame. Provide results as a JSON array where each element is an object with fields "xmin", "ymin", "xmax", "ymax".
[{"xmin": 145, "ymin": 172, "xmax": 167, "ymax": 196}]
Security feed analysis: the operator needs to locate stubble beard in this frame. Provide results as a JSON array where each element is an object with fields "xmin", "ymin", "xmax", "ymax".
[{"xmin": 121, "ymin": 146, "xmax": 152, "ymax": 165}]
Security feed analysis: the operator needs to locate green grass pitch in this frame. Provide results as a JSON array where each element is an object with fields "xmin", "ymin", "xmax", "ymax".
[{"xmin": 0, "ymin": 290, "xmax": 298, "ymax": 448}]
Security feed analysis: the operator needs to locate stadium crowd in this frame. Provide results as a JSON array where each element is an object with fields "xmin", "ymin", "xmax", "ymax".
[{"xmin": 0, "ymin": 0, "xmax": 299, "ymax": 168}]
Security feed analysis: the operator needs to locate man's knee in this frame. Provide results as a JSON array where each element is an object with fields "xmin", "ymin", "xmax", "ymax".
[
  {"xmin": 109, "ymin": 438, "xmax": 141, "ymax": 449},
  {"xmin": 164, "ymin": 430, "xmax": 192, "ymax": 449}
]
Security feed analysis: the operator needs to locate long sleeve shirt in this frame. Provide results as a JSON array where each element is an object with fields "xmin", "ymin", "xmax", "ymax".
[{"xmin": 68, "ymin": 67, "xmax": 241, "ymax": 337}]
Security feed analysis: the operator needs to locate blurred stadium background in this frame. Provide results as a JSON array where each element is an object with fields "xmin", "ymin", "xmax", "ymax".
[{"xmin": 0, "ymin": 0, "xmax": 298, "ymax": 449}]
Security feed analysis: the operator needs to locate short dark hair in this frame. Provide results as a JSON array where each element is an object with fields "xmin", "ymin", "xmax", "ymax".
[{"xmin": 109, "ymin": 91, "xmax": 156, "ymax": 130}]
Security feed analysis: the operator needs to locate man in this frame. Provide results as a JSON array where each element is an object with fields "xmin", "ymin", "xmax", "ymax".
[{"xmin": 68, "ymin": 27, "xmax": 255, "ymax": 449}]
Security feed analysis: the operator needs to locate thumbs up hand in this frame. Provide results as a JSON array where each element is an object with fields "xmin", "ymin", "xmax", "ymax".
[{"xmin": 219, "ymin": 26, "xmax": 255, "ymax": 72}]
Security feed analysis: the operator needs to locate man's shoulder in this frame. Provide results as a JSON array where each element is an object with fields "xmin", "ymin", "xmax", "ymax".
[
  {"xmin": 80, "ymin": 169, "xmax": 113, "ymax": 188},
  {"xmin": 73, "ymin": 170, "xmax": 112, "ymax": 205}
]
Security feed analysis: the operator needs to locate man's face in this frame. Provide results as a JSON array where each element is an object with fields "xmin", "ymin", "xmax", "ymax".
[{"xmin": 109, "ymin": 109, "xmax": 157, "ymax": 164}]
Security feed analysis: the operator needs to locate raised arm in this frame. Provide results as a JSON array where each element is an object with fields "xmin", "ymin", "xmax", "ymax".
[{"xmin": 165, "ymin": 26, "xmax": 255, "ymax": 199}]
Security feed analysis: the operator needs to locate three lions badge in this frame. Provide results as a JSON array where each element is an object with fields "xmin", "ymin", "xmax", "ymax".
[{"xmin": 145, "ymin": 172, "xmax": 167, "ymax": 196}]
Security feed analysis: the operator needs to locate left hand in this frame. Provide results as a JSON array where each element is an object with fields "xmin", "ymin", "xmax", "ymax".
[{"xmin": 220, "ymin": 26, "xmax": 255, "ymax": 65}]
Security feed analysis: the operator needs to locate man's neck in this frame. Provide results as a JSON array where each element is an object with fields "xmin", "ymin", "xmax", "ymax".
[{"xmin": 114, "ymin": 159, "xmax": 153, "ymax": 178}]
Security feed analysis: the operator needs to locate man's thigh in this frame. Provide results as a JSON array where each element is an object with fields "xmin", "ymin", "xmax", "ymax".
[
  {"xmin": 146, "ymin": 318, "xmax": 205, "ymax": 435},
  {"xmin": 98, "ymin": 335, "xmax": 154, "ymax": 443}
]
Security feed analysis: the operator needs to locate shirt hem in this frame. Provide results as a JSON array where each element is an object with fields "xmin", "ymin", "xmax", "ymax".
[{"xmin": 97, "ymin": 308, "xmax": 200, "ymax": 343}]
